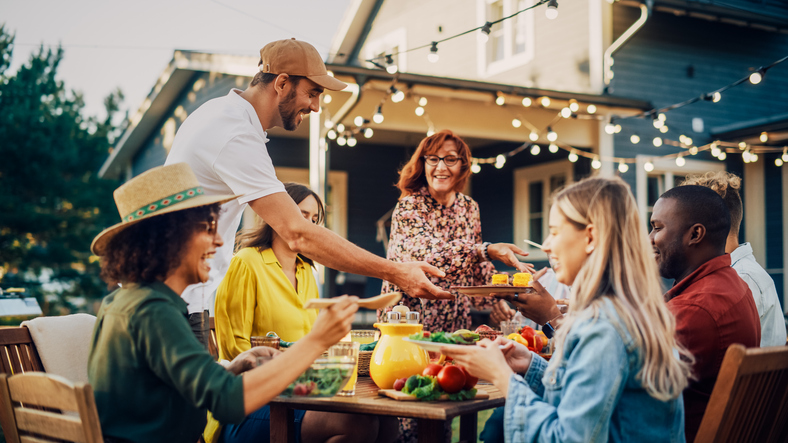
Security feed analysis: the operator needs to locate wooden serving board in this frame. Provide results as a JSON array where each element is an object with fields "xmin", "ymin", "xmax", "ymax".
[{"xmin": 377, "ymin": 388, "xmax": 490, "ymax": 401}]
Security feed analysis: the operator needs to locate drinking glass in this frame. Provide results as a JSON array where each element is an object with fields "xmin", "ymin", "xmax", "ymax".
[
  {"xmin": 350, "ymin": 330, "xmax": 376, "ymax": 345},
  {"xmin": 329, "ymin": 342, "xmax": 359, "ymax": 396},
  {"xmin": 250, "ymin": 336, "xmax": 280, "ymax": 350},
  {"xmin": 500, "ymin": 320, "xmax": 521, "ymax": 337}
]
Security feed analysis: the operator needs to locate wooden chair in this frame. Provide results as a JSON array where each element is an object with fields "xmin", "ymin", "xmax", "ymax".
[
  {"xmin": 0, "ymin": 372, "xmax": 103, "ymax": 443},
  {"xmin": 208, "ymin": 317, "xmax": 218, "ymax": 360},
  {"xmin": 0, "ymin": 326, "xmax": 44, "ymax": 376},
  {"xmin": 694, "ymin": 344, "xmax": 788, "ymax": 443}
]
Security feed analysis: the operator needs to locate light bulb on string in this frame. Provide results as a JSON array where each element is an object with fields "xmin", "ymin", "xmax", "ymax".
[
  {"xmin": 711, "ymin": 143, "xmax": 721, "ymax": 157},
  {"xmin": 644, "ymin": 161, "xmax": 654, "ymax": 172},
  {"xmin": 653, "ymin": 137, "xmax": 663, "ymax": 147},
  {"xmin": 337, "ymin": 134, "xmax": 347, "ymax": 146},
  {"xmin": 676, "ymin": 156, "xmax": 686, "ymax": 167},
  {"xmin": 336, "ymin": 123, "xmax": 345, "ymax": 132},
  {"xmin": 495, "ymin": 154, "xmax": 506, "ymax": 169},
  {"xmin": 547, "ymin": 128, "xmax": 558, "ymax": 142},
  {"xmin": 743, "ymin": 150, "xmax": 751, "ymax": 163},
  {"xmin": 347, "ymin": 136, "xmax": 357, "ymax": 147},
  {"xmin": 478, "ymin": 22, "xmax": 492, "ymax": 43},
  {"xmin": 568, "ymin": 151, "xmax": 578, "ymax": 163},
  {"xmin": 540, "ymin": 97, "xmax": 551, "ymax": 107},
  {"xmin": 659, "ymin": 125, "xmax": 669, "ymax": 133},
  {"xmin": 782, "ymin": 148, "xmax": 788, "ymax": 162},
  {"xmin": 471, "ymin": 161, "xmax": 481, "ymax": 174},
  {"xmin": 614, "ymin": 124, "xmax": 622, "ymax": 133},
  {"xmin": 385, "ymin": 55, "xmax": 398, "ymax": 74},
  {"xmin": 364, "ymin": 128, "xmax": 374, "ymax": 138},
  {"xmin": 529, "ymin": 132, "xmax": 539, "ymax": 142},
  {"xmin": 712, "ymin": 91, "xmax": 722, "ymax": 103},
  {"xmin": 428, "ymin": 42, "xmax": 439, "ymax": 63},
  {"xmin": 689, "ymin": 146, "xmax": 698, "ymax": 155},
  {"xmin": 323, "ymin": 94, "xmax": 332, "ymax": 104},
  {"xmin": 324, "ymin": 119, "xmax": 334, "ymax": 129},
  {"xmin": 530, "ymin": 145, "xmax": 541, "ymax": 156},
  {"xmin": 776, "ymin": 158, "xmax": 784, "ymax": 167},
  {"xmin": 653, "ymin": 119, "xmax": 664, "ymax": 129},
  {"xmin": 353, "ymin": 116, "xmax": 364, "ymax": 127},
  {"xmin": 718, "ymin": 151, "xmax": 727, "ymax": 160},
  {"xmin": 391, "ymin": 89, "xmax": 405, "ymax": 103},
  {"xmin": 373, "ymin": 106, "xmax": 384, "ymax": 124},
  {"xmin": 587, "ymin": 104, "xmax": 597, "ymax": 114},
  {"xmin": 739, "ymin": 142, "xmax": 747, "ymax": 150},
  {"xmin": 605, "ymin": 122, "xmax": 616, "ymax": 134},
  {"xmin": 561, "ymin": 107, "xmax": 572, "ymax": 118},
  {"xmin": 545, "ymin": 0, "xmax": 559, "ymax": 20},
  {"xmin": 591, "ymin": 157, "xmax": 601, "ymax": 170},
  {"xmin": 569, "ymin": 100, "xmax": 579, "ymax": 113},
  {"xmin": 522, "ymin": 97, "xmax": 532, "ymax": 107},
  {"xmin": 749, "ymin": 70, "xmax": 764, "ymax": 85},
  {"xmin": 496, "ymin": 93, "xmax": 506, "ymax": 106},
  {"xmin": 549, "ymin": 143, "xmax": 559, "ymax": 153},
  {"xmin": 685, "ymin": 137, "xmax": 693, "ymax": 146},
  {"xmin": 751, "ymin": 153, "xmax": 759, "ymax": 163},
  {"xmin": 415, "ymin": 106, "xmax": 425, "ymax": 116},
  {"xmin": 618, "ymin": 162, "xmax": 629, "ymax": 173},
  {"xmin": 427, "ymin": 126, "xmax": 436, "ymax": 137},
  {"xmin": 419, "ymin": 97, "xmax": 428, "ymax": 107},
  {"xmin": 679, "ymin": 135, "xmax": 687, "ymax": 144},
  {"xmin": 658, "ymin": 113, "xmax": 666, "ymax": 122},
  {"xmin": 512, "ymin": 118, "xmax": 522, "ymax": 128},
  {"xmin": 630, "ymin": 134, "xmax": 640, "ymax": 144},
  {"xmin": 327, "ymin": 129, "xmax": 337, "ymax": 140},
  {"xmin": 760, "ymin": 132, "xmax": 768, "ymax": 143}
]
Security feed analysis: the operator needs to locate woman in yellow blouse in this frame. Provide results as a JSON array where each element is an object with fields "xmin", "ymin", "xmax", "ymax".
[{"xmin": 214, "ymin": 182, "xmax": 397, "ymax": 443}]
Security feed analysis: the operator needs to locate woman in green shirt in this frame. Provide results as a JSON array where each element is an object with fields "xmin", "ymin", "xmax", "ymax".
[{"xmin": 88, "ymin": 163, "xmax": 358, "ymax": 443}]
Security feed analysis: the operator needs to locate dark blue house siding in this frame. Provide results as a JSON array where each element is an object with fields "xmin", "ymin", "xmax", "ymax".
[
  {"xmin": 765, "ymin": 152, "xmax": 785, "ymax": 307},
  {"xmin": 608, "ymin": 5, "xmax": 788, "ymax": 171}
]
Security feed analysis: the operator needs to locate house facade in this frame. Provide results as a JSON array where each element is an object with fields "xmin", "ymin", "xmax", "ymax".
[{"xmin": 99, "ymin": 0, "xmax": 788, "ymax": 315}]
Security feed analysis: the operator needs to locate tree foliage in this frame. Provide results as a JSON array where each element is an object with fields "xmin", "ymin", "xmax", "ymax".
[{"xmin": 0, "ymin": 24, "xmax": 122, "ymax": 314}]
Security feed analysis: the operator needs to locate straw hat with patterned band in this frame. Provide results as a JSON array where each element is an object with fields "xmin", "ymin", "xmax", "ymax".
[{"xmin": 91, "ymin": 163, "xmax": 239, "ymax": 256}]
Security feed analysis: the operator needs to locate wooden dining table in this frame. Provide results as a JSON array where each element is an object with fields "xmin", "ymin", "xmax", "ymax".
[{"xmin": 268, "ymin": 376, "xmax": 505, "ymax": 443}]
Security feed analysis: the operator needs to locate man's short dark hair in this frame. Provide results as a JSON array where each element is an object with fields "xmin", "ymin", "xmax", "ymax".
[
  {"xmin": 660, "ymin": 185, "xmax": 731, "ymax": 250},
  {"xmin": 250, "ymin": 62, "xmax": 304, "ymax": 88}
]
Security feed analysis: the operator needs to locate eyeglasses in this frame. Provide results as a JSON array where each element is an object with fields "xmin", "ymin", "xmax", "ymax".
[
  {"xmin": 423, "ymin": 155, "xmax": 461, "ymax": 167},
  {"xmin": 197, "ymin": 219, "xmax": 218, "ymax": 235}
]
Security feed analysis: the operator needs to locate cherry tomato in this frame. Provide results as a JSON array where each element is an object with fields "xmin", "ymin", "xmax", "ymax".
[
  {"xmin": 423, "ymin": 363, "xmax": 443, "ymax": 377},
  {"xmin": 393, "ymin": 377, "xmax": 407, "ymax": 391},
  {"xmin": 459, "ymin": 366, "xmax": 478, "ymax": 390},
  {"xmin": 436, "ymin": 365, "xmax": 466, "ymax": 393}
]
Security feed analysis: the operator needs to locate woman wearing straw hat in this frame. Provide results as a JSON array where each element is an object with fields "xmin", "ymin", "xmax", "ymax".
[{"xmin": 88, "ymin": 163, "xmax": 358, "ymax": 443}]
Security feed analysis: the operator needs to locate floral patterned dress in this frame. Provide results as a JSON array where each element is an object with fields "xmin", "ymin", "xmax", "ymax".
[{"xmin": 381, "ymin": 186, "xmax": 496, "ymax": 332}]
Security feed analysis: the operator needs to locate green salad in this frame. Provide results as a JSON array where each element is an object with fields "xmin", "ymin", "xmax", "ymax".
[
  {"xmin": 408, "ymin": 331, "xmax": 479, "ymax": 345},
  {"xmin": 401, "ymin": 375, "xmax": 478, "ymax": 402},
  {"xmin": 279, "ymin": 358, "xmax": 354, "ymax": 397}
]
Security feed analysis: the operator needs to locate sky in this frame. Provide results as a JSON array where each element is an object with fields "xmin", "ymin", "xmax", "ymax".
[{"xmin": 1, "ymin": 0, "xmax": 352, "ymax": 119}]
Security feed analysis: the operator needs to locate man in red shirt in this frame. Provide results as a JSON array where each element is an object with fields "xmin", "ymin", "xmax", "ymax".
[{"xmin": 649, "ymin": 185, "xmax": 760, "ymax": 441}]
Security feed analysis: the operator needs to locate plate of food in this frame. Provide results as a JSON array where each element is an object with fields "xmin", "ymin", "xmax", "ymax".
[
  {"xmin": 404, "ymin": 330, "xmax": 506, "ymax": 352},
  {"xmin": 451, "ymin": 272, "xmax": 536, "ymax": 297}
]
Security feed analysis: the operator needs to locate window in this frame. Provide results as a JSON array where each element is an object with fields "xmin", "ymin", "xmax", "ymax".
[
  {"xmin": 514, "ymin": 160, "xmax": 573, "ymax": 261},
  {"xmin": 477, "ymin": 0, "xmax": 535, "ymax": 77}
]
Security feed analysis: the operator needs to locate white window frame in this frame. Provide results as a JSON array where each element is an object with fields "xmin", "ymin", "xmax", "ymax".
[
  {"xmin": 364, "ymin": 28, "xmax": 408, "ymax": 73},
  {"xmin": 635, "ymin": 156, "xmax": 725, "ymax": 225},
  {"xmin": 514, "ymin": 160, "xmax": 574, "ymax": 261},
  {"xmin": 476, "ymin": 0, "xmax": 535, "ymax": 78}
]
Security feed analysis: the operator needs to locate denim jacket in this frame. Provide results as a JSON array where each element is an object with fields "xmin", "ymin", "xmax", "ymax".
[{"xmin": 504, "ymin": 298, "xmax": 685, "ymax": 443}]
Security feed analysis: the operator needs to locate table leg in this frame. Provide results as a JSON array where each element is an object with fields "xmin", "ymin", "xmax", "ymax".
[
  {"xmin": 459, "ymin": 412, "xmax": 478, "ymax": 443},
  {"xmin": 417, "ymin": 418, "xmax": 445, "ymax": 443},
  {"xmin": 269, "ymin": 404, "xmax": 295, "ymax": 443}
]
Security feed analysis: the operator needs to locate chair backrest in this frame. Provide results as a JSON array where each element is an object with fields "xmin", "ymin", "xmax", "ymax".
[
  {"xmin": 0, "ymin": 326, "xmax": 44, "ymax": 376},
  {"xmin": 0, "ymin": 372, "xmax": 103, "ymax": 443},
  {"xmin": 208, "ymin": 317, "xmax": 218, "ymax": 360},
  {"xmin": 694, "ymin": 344, "xmax": 788, "ymax": 443}
]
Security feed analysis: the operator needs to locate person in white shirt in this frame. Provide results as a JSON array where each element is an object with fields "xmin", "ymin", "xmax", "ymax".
[
  {"xmin": 165, "ymin": 39, "xmax": 451, "ymax": 345},
  {"xmin": 681, "ymin": 171, "xmax": 786, "ymax": 347}
]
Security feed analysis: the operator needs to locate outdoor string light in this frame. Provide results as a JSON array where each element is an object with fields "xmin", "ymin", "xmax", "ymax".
[
  {"xmin": 545, "ymin": 0, "xmax": 559, "ymax": 20},
  {"xmin": 428, "ymin": 42, "xmax": 440, "ymax": 63},
  {"xmin": 478, "ymin": 22, "xmax": 492, "ymax": 43}
]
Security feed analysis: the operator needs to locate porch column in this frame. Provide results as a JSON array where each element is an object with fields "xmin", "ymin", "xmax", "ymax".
[
  {"xmin": 598, "ymin": 116, "xmax": 614, "ymax": 178},
  {"xmin": 744, "ymin": 161, "xmax": 766, "ymax": 266},
  {"xmin": 309, "ymin": 109, "xmax": 328, "ymax": 205},
  {"xmin": 783, "ymin": 163, "xmax": 788, "ymax": 313}
]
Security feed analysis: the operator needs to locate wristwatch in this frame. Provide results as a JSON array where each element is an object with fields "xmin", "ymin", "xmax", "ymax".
[{"xmin": 542, "ymin": 320, "xmax": 556, "ymax": 339}]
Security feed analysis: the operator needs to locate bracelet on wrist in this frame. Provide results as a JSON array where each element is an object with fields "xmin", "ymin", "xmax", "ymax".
[{"xmin": 481, "ymin": 242, "xmax": 491, "ymax": 261}]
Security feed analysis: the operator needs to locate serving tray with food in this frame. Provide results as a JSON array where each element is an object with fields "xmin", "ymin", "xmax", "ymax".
[{"xmin": 451, "ymin": 272, "xmax": 536, "ymax": 297}]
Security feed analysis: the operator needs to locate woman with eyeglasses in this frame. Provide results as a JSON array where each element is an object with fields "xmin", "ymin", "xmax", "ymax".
[
  {"xmin": 209, "ymin": 182, "xmax": 398, "ymax": 443},
  {"xmin": 382, "ymin": 130, "xmax": 532, "ymax": 442},
  {"xmin": 88, "ymin": 164, "xmax": 358, "ymax": 443}
]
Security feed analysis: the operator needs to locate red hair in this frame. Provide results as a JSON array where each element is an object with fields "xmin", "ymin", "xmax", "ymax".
[{"xmin": 396, "ymin": 130, "xmax": 472, "ymax": 199}]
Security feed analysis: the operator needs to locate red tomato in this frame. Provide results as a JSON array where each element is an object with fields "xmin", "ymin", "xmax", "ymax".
[
  {"xmin": 459, "ymin": 366, "xmax": 478, "ymax": 390},
  {"xmin": 423, "ymin": 363, "xmax": 443, "ymax": 377},
  {"xmin": 437, "ymin": 365, "xmax": 466, "ymax": 393}
]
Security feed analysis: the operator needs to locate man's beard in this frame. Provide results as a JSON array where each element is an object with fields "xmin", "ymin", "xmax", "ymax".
[{"xmin": 278, "ymin": 88, "xmax": 301, "ymax": 131}]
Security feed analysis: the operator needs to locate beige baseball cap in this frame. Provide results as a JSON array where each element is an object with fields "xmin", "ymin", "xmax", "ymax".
[{"xmin": 259, "ymin": 38, "xmax": 347, "ymax": 91}]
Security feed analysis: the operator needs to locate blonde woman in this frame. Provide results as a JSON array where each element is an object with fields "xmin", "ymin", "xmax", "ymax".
[{"xmin": 443, "ymin": 176, "xmax": 692, "ymax": 442}]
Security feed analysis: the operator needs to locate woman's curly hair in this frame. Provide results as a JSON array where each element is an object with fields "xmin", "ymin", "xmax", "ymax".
[{"xmin": 99, "ymin": 204, "xmax": 220, "ymax": 286}]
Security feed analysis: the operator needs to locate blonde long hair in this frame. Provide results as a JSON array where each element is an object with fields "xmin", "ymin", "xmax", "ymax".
[{"xmin": 548, "ymin": 176, "xmax": 692, "ymax": 401}]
